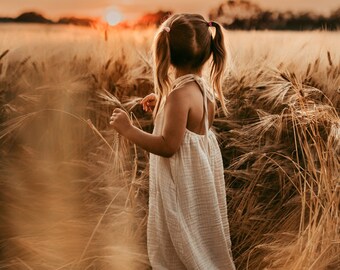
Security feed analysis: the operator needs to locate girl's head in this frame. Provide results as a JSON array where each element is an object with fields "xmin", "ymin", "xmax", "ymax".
[{"xmin": 153, "ymin": 13, "xmax": 227, "ymax": 115}]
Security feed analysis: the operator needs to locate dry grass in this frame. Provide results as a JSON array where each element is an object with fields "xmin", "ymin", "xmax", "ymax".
[{"xmin": 0, "ymin": 24, "xmax": 339, "ymax": 269}]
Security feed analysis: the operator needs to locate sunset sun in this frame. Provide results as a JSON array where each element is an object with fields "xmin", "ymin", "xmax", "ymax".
[{"xmin": 105, "ymin": 7, "xmax": 123, "ymax": 26}]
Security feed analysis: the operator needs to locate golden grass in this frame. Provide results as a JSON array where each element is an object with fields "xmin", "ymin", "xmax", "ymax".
[{"xmin": 0, "ymin": 24, "xmax": 339, "ymax": 269}]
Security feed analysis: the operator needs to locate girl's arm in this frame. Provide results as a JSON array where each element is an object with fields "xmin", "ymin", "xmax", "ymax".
[{"xmin": 110, "ymin": 89, "xmax": 189, "ymax": 158}]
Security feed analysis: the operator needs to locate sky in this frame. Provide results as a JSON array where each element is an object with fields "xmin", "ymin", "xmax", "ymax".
[{"xmin": 1, "ymin": 0, "xmax": 339, "ymax": 21}]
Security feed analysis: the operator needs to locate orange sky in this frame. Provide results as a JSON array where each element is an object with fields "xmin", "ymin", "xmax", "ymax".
[{"xmin": 1, "ymin": 0, "xmax": 339, "ymax": 20}]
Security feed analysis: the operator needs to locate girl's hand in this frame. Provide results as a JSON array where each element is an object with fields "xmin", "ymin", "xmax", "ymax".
[
  {"xmin": 109, "ymin": 108, "xmax": 132, "ymax": 135},
  {"xmin": 140, "ymin": 93, "xmax": 157, "ymax": 112}
]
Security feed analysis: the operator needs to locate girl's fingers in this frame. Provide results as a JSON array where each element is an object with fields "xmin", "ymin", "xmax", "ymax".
[
  {"xmin": 140, "ymin": 94, "xmax": 157, "ymax": 112},
  {"xmin": 109, "ymin": 117, "xmax": 115, "ymax": 125},
  {"xmin": 140, "ymin": 94, "xmax": 156, "ymax": 104},
  {"xmin": 111, "ymin": 108, "xmax": 123, "ymax": 116},
  {"xmin": 141, "ymin": 100, "xmax": 147, "ymax": 107}
]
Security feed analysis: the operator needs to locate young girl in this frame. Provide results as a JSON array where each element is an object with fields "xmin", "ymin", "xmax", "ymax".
[{"xmin": 110, "ymin": 13, "xmax": 235, "ymax": 270}]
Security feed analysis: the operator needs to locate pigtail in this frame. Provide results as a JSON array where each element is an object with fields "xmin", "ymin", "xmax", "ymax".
[
  {"xmin": 153, "ymin": 29, "xmax": 171, "ymax": 118},
  {"xmin": 210, "ymin": 21, "xmax": 228, "ymax": 116}
]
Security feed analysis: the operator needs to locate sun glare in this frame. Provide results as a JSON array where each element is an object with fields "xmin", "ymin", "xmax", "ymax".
[{"xmin": 105, "ymin": 8, "xmax": 123, "ymax": 26}]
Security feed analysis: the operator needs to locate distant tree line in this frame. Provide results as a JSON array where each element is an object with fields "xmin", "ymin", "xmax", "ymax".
[
  {"xmin": 0, "ymin": 10, "xmax": 174, "ymax": 28},
  {"xmin": 209, "ymin": 0, "xmax": 340, "ymax": 30},
  {"xmin": 0, "ymin": 12, "xmax": 94, "ymax": 27}
]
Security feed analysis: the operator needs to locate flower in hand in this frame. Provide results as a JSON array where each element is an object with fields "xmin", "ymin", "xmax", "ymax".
[{"xmin": 109, "ymin": 108, "xmax": 132, "ymax": 135}]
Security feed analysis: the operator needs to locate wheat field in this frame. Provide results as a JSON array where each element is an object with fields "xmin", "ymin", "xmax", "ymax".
[{"xmin": 0, "ymin": 23, "xmax": 339, "ymax": 269}]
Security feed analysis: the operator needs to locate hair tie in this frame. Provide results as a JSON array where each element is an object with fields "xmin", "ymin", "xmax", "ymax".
[
  {"xmin": 208, "ymin": 21, "xmax": 213, "ymax": 27},
  {"xmin": 164, "ymin": 26, "xmax": 170, "ymax": 33}
]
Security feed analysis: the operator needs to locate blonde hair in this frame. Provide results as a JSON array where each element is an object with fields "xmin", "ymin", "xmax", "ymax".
[{"xmin": 152, "ymin": 13, "xmax": 228, "ymax": 116}]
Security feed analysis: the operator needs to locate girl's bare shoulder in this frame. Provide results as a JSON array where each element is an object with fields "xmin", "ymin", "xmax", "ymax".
[{"xmin": 168, "ymin": 81, "xmax": 200, "ymax": 100}]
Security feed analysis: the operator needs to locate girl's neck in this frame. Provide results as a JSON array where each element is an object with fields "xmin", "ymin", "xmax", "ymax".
[{"xmin": 175, "ymin": 68, "xmax": 202, "ymax": 79}]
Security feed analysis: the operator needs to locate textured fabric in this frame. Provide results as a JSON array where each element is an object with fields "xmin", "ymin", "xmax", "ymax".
[{"xmin": 148, "ymin": 74, "xmax": 236, "ymax": 270}]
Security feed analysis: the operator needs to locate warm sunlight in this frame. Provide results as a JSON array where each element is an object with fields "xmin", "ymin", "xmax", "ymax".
[{"xmin": 105, "ymin": 7, "xmax": 123, "ymax": 26}]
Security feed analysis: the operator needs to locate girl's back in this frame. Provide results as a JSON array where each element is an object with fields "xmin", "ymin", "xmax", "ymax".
[{"xmin": 173, "ymin": 80, "xmax": 215, "ymax": 135}]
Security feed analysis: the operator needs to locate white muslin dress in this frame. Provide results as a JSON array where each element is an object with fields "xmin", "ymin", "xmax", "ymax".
[{"xmin": 147, "ymin": 74, "xmax": 236, "ymax": 270}]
